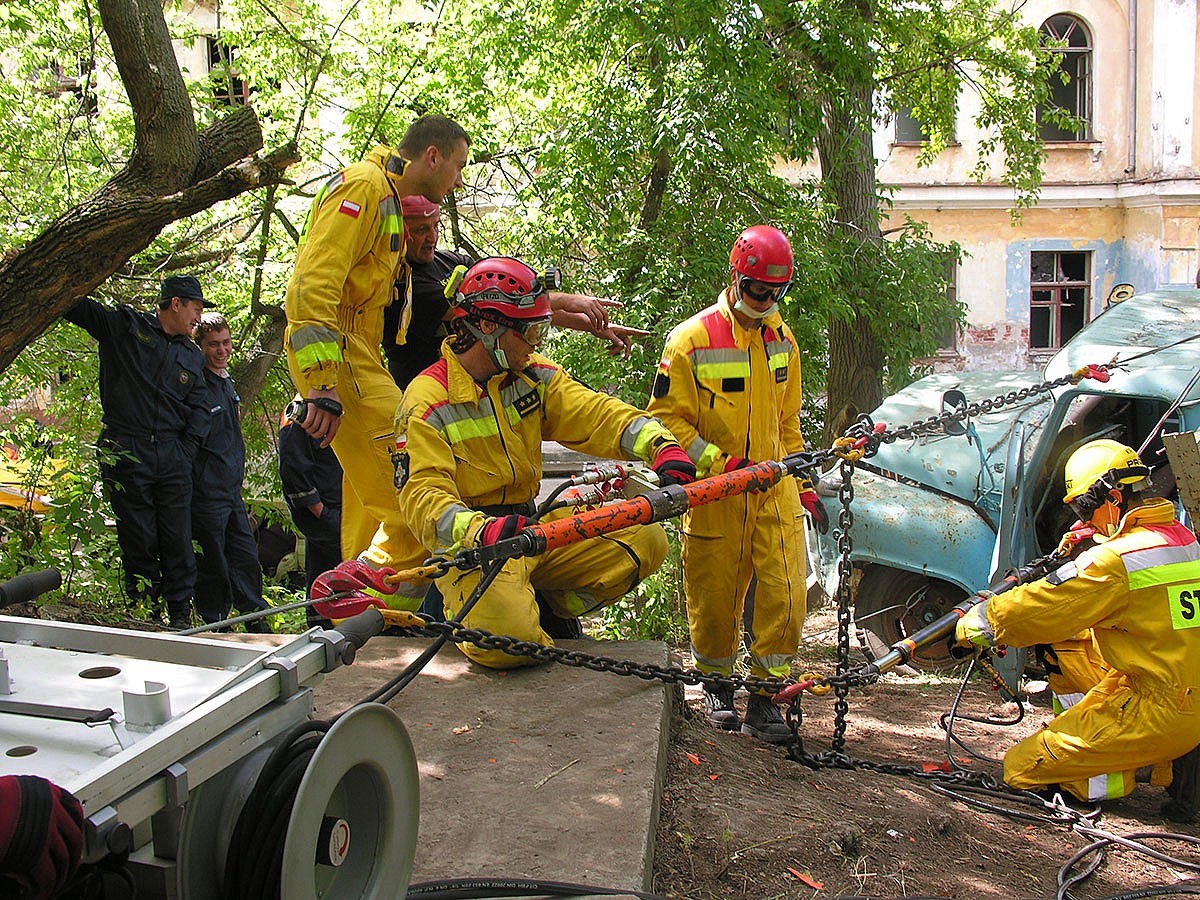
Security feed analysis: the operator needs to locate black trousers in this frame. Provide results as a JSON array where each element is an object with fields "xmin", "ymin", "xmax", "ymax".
[
  {"xmin": 99, "ymin": 431, "xmax": 196, "ymax": 624},
  {"xmin": 192, "ymin": 495, "xmax": 267, "ymax": 624},
  {"xmin": 286, "ymin": 503, "xmax": 341, "ymax": 626}
]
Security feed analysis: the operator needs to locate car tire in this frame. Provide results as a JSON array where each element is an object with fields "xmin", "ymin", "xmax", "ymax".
[{"xmin": 853, "ymin": 567, "xmax": 968, "ymax": 671}]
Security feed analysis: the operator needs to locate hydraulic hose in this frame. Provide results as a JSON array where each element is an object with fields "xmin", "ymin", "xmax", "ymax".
[{"xmin": 223, "ymin": 719, "xmax": 330, "ymax": 900}]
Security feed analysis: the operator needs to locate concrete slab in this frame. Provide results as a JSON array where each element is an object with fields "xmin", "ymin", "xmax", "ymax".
[{"xmin": 299, "ymin": 635, "xmax": 673, "ymax": 895}]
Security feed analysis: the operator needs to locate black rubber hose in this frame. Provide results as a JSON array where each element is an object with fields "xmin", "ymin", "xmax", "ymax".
[{"xmin": 223, "ymin": 719, "xmax": 330, "ymax": 900}]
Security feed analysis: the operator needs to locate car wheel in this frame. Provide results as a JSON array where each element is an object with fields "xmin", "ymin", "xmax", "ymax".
[{"xmin": 853, "ymin": 567, "xmax": 968, "ymax": 671}]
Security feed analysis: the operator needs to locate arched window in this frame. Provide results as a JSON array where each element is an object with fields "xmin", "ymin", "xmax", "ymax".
[{"xmin": 1038, "ymin": 14, "xmax": 1092, "ymax": 141}]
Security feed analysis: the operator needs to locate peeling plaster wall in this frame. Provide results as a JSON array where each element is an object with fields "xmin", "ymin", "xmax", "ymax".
[{"xmin": 887, "ymin": 201, "xmax": 1200, "ymax": 371}]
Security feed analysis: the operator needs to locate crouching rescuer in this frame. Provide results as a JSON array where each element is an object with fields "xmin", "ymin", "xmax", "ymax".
[
  {"xmin": 396, "ymin": 257, "xmax": 695, "ymax": 669},
  {"xmin": 955, "ymin": 439, "xmax": 1200, "ymax": 812}
]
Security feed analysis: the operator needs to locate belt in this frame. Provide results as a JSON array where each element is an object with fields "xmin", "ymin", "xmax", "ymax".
[
  {"xmin": 475, "ymin": 501, "xmax": 536, "ymax": 518},
  {"xmin": 103, "ymin": 426, "xmax": 186, "ymax": 444}
]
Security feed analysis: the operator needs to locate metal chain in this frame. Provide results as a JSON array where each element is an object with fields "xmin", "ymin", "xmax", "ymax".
[
  {"xmin": 411, "ymin": 620, "xmax": 791, "ymax": 695},
  {"xmin": 401, "ymin": 369, "xmax": 1104, "ymax": 700},
  {"xmin": 877, "ymin": 368, "xmax": 1098, "ymax": 448},
  {"xmin": 829, "ymin": 456, "xmax": 861, "ymax": 750}
]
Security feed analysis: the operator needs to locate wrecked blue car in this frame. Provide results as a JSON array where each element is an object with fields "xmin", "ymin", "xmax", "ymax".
[{"xmin": 814, "ymin": 289, "xmax": 1200, "ymax": 668}]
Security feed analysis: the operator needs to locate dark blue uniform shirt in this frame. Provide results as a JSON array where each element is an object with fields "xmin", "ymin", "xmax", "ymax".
[
  {"xmin": 194, "ymin": 369, "xmax": 246, "ymax": 500},
  {"xmin": 64, "ymin": 298, "xmax": 209, "ymax": 443}
]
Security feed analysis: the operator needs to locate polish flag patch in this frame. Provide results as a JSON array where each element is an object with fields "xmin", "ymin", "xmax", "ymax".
[{"xmin": 339, "ymin": 200, "xmax": 361, "ymax": 218}]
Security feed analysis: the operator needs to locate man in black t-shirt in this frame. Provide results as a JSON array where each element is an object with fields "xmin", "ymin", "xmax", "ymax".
[{"xmin": 381, "ymin": 195, "xmax": 648, "ymax": 390}]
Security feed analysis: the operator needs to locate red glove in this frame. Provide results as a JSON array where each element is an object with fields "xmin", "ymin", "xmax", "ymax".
[
  {"xmin": 651, "ymin": 445, "xmax": 696, "ymax": 486},
  {"xmin": 481, "ymin": 514, "xmax": 529, "ymax": 546},
  {"xmin": 722, "ymin": 456, "xmax": 753, "ymax": 473},
  {"xmin": 800, "ymin": 490, "xmax": 829, "ymax": 534},
  {"xmin": 0, "ymin": 775, "xmax": 85, "ymax": 900}
]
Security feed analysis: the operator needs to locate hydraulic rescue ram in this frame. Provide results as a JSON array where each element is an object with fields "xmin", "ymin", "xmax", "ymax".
[
  {"xmin": 396, "ymin": 430, "xmax": 880, "ymax": 583},
  {"xmin": 774, "ymin": 524, "xmax": 1097, "ymax": 705}
]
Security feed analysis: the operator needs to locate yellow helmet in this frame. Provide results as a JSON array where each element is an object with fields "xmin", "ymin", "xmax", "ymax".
[{"xmin": 1062, "ymin": 439, "xmax": 1149, "ymax": 505}]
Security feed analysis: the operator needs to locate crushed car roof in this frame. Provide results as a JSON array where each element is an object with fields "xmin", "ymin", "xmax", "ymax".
[{"xmin": 1045, "ymin": 289, "xmax": 1200, "ymax": 405}]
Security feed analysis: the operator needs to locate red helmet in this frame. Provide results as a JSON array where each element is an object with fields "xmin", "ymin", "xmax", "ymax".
[
  {"xmin": 456, "ymin": 257, "xmax": 553, "ymax": 325},
  {"xmin": 730, "ymin": 226, "xmax": 793, "ymax": 285}
]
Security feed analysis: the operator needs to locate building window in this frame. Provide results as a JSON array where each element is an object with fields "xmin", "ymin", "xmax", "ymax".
[
  {"xmin": 1030, "ymin": 250, "xmax": 1091, "ymax": 349},
  {"xmin": 893, "ymin": 104, "xmax": 956, "ymax": 145},
  {"xmin": 1038, "ymin": 15, "xmax": 1092, "ymax": 141},
  {"xmin": 207, "ymin": 37, "xmax": 249, "ymax": 107},
  {"xmin": 895, "ymin": 106, "xmax": 926, "ymax": 144},
  {"xmin": 917, "ymin": 255, "xmax": 959, "ymax": 356},
  {"xmin": 934, "ymin": 255, "xmax": 959, "ymax": 352}
]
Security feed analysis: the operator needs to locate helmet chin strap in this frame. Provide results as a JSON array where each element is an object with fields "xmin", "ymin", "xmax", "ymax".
[{"xmin": 465, "ymin": 320, "xmax": 510, "ymax": 371}]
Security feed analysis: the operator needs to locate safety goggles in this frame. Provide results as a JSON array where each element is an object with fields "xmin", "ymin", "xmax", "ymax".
[
  {"xmin": 510, "ymin": 318, "xmax": 551, "ymax": 346},
  {"xmin": 737, "ymin": 275, "xmax": 790, "ymax": 304}
]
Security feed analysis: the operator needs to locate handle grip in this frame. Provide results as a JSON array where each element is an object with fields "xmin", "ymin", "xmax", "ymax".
[
  {"xmin": 0, "ymin": 568, "xmax": 62, "ymax": 609},
  {"xmin": 333, "ymin": 606, "xmax": 386, "ymax": 655}
]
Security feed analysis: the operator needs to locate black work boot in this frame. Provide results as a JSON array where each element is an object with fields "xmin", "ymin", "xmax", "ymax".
[
  {"xmin": 536, "ymin": 592, "xmax": 584, "ymax": 639},
  {"xmin": 1163, "ymin": 744, "xmax": 1200, "ymax": 823},
  {"xmin": 741, "ymin": 694, "xmax": 792, "ymax": 744},
  {"xmin": 703, "ymin": 683, "xmax": 739, "ymax": 731},
  {"xmin": 167, "ymin": 602, "xmax": 193, "ymax": 631}
]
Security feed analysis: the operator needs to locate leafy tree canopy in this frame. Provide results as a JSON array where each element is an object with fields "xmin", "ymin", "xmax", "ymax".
[{"xmin": 0, "ymin": 0, "xmax": 1059, "ymax": 592}]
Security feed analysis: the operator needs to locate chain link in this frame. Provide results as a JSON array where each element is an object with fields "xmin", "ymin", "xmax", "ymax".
[{"xmin": 874, "ymin": 369, "xmax": 1090, "ymax": 449}]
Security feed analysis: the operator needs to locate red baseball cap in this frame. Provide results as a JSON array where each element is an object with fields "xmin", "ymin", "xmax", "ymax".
[{"xmin": 400, "ymin": 195, "xmax": 440, "ymax": 218}]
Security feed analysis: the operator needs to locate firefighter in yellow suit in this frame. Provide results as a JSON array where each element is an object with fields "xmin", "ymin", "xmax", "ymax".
[
  {"xmin": 647, "ymin": 225, "xmax": 825, "ymax": 743},
  {"xmin": 397, "ymin": 257, "xmax": 695, "ymax": 669},
  {"xmin": 957, "ymin": 439, "xmax": 1200, "ymax": 811},
  {"xmin": 284, "ymin": 115, "xmax": 469, "ymax": 607}
]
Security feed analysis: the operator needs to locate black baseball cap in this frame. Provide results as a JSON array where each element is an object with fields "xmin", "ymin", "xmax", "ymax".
[{"xmin": 161, "ymin": 274, "xmax": 205, "ymax": 303}]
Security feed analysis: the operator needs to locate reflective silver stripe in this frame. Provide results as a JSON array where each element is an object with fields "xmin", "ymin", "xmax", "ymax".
[
  {"xmin": 690, "ymin": 347, "xmax": 747, "ymax": 362},
  {"xmin": 426, "ymin": 396, "xmax": 498, "ymax": 434},
  {"xmin": 1086, "ymin": 774, "xmax": 1109, "ymax": 801},
  {"xmin": 691, "ymin": 347, "xmax": 750, "ymax": 381},
  {"xmin": 499, "ymin": 378, "xmax": 543, "ymax": 408},
  {"xmin": 621, "ymin": 415, "xmax": 655, "ymax": 458},
  {"xmin": 1123, "ymin": 542, "xmax": 1200, "ymax": 573},
  {"xmin": 1046, "ymin": 561, "xmax": 1078, "ymax": 586},
  {"xmin": 749, "ymin": 652, "xmax": 793, "ymax": 674},
  {"xmin": 691, "ymin": 649, "xmax": 736, "ymax": 673},
  {"xmin": 291, "ymin": 323, "xmax": 340, "ymax": 351},
  {"xmin": 436, "ymin": 503, "xmax": 474, "ymax": 549},
  {"xmin": 526, "ymin": 362, "xmax": 557, "ymax": 385},
  {"xmin": 686, "ymin": 435, "xmax": 709, "ymax": 462}
]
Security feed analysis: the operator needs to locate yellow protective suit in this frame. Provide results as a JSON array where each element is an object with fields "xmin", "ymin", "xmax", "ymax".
[
  {"xmin": 646, "ymin": 289, "xmax": 807, "ymax": 681},
  {"xmin": 397, "ymin": 342, "xmax": 673, "ymax": 668},
  {"xmin": 284, "ymin": 145, "xmax": 427, "ymax": 602},
  {"xmin": 977, "ymin": 499, "xmax": 1200, "ymax": 801}
]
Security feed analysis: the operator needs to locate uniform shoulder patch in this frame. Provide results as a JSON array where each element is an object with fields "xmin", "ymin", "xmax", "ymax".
[{"xmin": 652, "ymin": 372, "xmax": 670, "ymax": 399}]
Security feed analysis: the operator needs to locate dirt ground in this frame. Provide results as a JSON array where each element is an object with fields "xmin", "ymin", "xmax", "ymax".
[{"xmin": 652, "ymin": 608, "xmax": 1200, "ymax": 900}]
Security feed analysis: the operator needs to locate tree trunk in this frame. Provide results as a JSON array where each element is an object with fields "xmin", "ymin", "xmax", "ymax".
[
  {"xmin": 817, "ymin": 73, "xmax": 885, "ymax": 446},
  {"xmin": 0, "ymin": 0, "xmax": 299, "ymax": 374}
]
